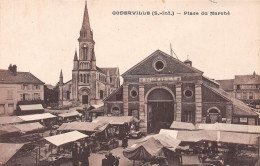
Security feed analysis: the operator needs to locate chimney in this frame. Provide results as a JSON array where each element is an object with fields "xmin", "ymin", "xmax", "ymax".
[
  {"xmin": 253, "ymin": 71, "xmax": 256, "ymax": 78},
  {"xmin": 8, "ymin": 64, "xmax": 17, "ymax": 76}
]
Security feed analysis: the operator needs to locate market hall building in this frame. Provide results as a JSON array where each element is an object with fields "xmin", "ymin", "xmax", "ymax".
[{"xmin": 104, "ymin": 50, "xmax": 258, "ymax": 133}]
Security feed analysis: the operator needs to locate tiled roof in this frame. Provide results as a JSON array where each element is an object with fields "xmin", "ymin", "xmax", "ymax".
[
  {"xmin": 96, "ymin": 66, "xmax": 106, "ymax": 74},
  {"xmin": 99, "ymin": 67, "xmax": 119, "ymax": 76},
  {"xmin": 0, "ymin": 69, "xmax": 44, "ymax": 84},
  {"xmin": 122, "ymin": 50, "xmax": 203, "ymax": 77},
  {"xmin": 234, "ymin": 74, "xmax": 260, "ymax": 85},
  {"xmin": 216, "ymin": 79, "xmax": 234, "ymax": 91},
  {"xmin": 204, "ymin": 84, "xmax": 257, "ymax": 116}
]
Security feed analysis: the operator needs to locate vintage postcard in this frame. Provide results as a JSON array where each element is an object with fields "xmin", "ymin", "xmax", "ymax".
[{"xmin": 0, "ymin": 0, "xmax": 259, "ymax": 165}]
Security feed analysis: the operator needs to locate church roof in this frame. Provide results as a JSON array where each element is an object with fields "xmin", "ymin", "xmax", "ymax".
[
  {"xmin": 216, "ymin": 79, "xmax": 234, "ymax": 92},
  {"xmin": 0, "ymin": 69, "xmax": 44, "ymax": 84},
  {"xmin": 99, "ymin": 67, "xmax": 119, "ymax": 76}
]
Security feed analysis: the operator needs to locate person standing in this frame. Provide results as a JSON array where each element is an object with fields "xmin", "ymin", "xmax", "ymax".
[
  {"xmin": 72, "ymin": 143, "xmax": 79, "ymax": 166},
  {"xmin": 106, "ymin": 152, "xmax": 115, "ymax": 166},
  {"xmin": 114, "ymin": 155, "xmax": 120, "ymax": 166},
  {"xmin": 81, "ymin": 143, "xmax": 90, "ymax": 166}
]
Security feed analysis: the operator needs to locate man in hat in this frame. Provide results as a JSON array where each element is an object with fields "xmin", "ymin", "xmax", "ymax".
[{"xmin": 106, "ymin": 152, "xmax": 115, "ymax": 166}]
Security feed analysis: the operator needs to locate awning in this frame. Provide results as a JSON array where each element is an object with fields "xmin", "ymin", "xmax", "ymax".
[
  {"xmin": 58, "ymin": 122, "xmax": 109, "ymax": 132},
  {"xmin": 0, "ymin": 116, "xmax": 24, "ymax": 126},
  {"xmin": 159, "ymin": 129, "xmax": 260, "ymax": 145},
  {"xmin": 196, "ymin": 122, "xmax": 260, "ymax": 134},
  {"xmin": 0, "ymin": 143, "xmax": 24, "ymax": 164},
  {"xmin": 170, "ymin": 121, "xmax": 196, "ymax": 130},
  {"xmin": 170, "ymin": 122, "xmax": 260, "ymax": 134},
  {"xmin": 182, "ymin": 155, "xmax": 201, "ymax": 165},
  {"xmin": 138, "ymin": 133, "xmax": 181, "ymax": 152},
  {"xmin": 44, "ymin": 131, "xmax": 88, "ymax": 147},
  {"xmin": 0, "ymin": 125, "xmax": 20, "ymax": 136},
  {"xmin": 13, "ymin": 122, "xmax": 44, "ymax": 133},
  {"xmin": 18, "ymin": 113, "xmax": 56, "ymax": 121},
  {"xmin": 92, "ymin": 116, "xmax": 139, "ymax": 125},
  {"xmin": 19, "ymin": 104, "xmax": 44, "ymax": 111},
  {"xmin": 123, "ymin": 137, "xmax": 164, "ymax": 161},
  {"xmin": 58, "ymin": 111, "xmax": 82, "ymax": 118}
]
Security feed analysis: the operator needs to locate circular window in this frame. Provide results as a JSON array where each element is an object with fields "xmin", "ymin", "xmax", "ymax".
[
  {"xmin": 155, "ymin": 61, "xmax": 164, "ymax": 71},
  {"xmin": 130, "ymin": 89, "xmax": 138, "ymax": 98},
  {"xmin": 184, "ymin": 89, "xmax": 193, "ymax": 98}
]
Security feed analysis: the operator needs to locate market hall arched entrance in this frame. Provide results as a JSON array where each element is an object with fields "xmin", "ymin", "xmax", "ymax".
[{"xmin": 145, "ymin": 86, "xmax": 176, "ymax": 134}]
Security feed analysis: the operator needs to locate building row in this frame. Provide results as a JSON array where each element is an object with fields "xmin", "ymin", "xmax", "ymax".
[{"xmin": 0, "ymin": 1, "xmax": 259, "ymax": 134}]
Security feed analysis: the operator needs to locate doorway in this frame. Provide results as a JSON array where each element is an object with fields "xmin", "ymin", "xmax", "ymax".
[
  {"xmin": 146, "ymin": 88, "xmax": 175, "ymax": 134},
  {"xmin": 82, "ymin": 95, "xmax": 88, "ymax": 104}
]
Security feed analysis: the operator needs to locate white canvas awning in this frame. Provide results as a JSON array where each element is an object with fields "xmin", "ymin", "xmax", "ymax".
[
  {"xmin": 58, "ymin": 111, "xmax": 82, "ymax": 118},
  {"xmin": 0, "ymin": 143, "xmax": 24, "ymax": 164},
  {"xmin": 18, "ymin": 113, "xmax": 56, "ymax": 121},
  {"xmin": 92, "ymin": 116, "xmax": 139, "ymax": 125},
  {"xmin": 13, "ymin": 122, "xmax": 44, "ymax": 132},
  {"xmin": 19, "ymin": 104, "xmax": 44, "ymax": 111},
  {"xmin": 44, "ymin": 131, "xmax": 88, "ymax": 146}
]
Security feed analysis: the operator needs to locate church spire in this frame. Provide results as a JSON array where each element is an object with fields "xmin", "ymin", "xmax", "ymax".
[
  {"xmin": 74, "ymin": 49, "xmax": 78, "ymax": 61},
  {"xmin": 79, "ymin": 0, "xmax": 93, "ymax": 41}
]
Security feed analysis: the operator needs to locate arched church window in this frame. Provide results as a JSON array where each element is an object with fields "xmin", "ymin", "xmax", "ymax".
[
  {"xmin": 100, "ymin": 90, "xmax": 104, "ymax": 99},
  {"xmin": 86, "ymin": 62, "xmax": 89, "ymax": 69},
  {"xmin": 87, "ymin": 74, "xmax": 90, "ymax": 83},
  {"xmin": 83, "ymin": 74, "xmax": 86, "ymax": 83},
  {"xmin": 80, "ymin": 74, "xmax": 83, "ymax": 82},
  {"xmin": 83, "ymin": 44, "xmax": 88, "ymax": 60}
]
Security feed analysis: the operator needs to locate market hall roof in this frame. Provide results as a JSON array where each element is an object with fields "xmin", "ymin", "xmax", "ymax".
[
  {"xmin": 203, "ymin": 84, "xmax": 257, "ymax": 116},
  {"xmin": 122, "ymin": 49, "xmax": 203, "ymax": 77},
  {"xmin": 0, "ymin": 69, "xmax": 44, "ymax": 84}
]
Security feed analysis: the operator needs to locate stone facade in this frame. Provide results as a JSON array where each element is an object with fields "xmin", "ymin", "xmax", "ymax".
[
  {"xmin": 0, "ymin": 65, "xmax": 44, "ymax": 116},
  {"xmin": 105, "ymin": 50, "xmax": 258, "ymax": 134},
  {"xmin": 58, "ymin": 2, "xmax": 120, "ymax": 107}
]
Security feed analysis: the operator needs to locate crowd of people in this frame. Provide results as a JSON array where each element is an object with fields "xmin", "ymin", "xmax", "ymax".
[
  {"xmin": 102, "ymin": 152, "xmax": 120, "ymax": 166},
  {"xmin": 72, "ymin": 142, "xmax": 91, "ymax": 166}
]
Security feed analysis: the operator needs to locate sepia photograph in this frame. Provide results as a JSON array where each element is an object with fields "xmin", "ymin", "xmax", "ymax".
[{"xmin": 0, "ymin": 0, "xmax": 260, "ymax": 165}]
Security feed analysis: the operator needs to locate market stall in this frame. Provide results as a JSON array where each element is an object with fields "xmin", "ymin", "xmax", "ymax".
[
  {"xmin": 0, "ymin": 143, "xmax": 24, "ymax": 165},
  {"xmin": 57, "ymin": 122, "xmax": 118, "ymax": 151},
  {"xmin": 40, "ymin": 131, "xmax": 88, "ymax": 165},
  {"xmin": 123, "ymin": 133, "xmax": 181, "ymax": 165},
  {"xmin": 0, "ymin": 116, "xmax": 24, "ymax": 126},
  {"xmin": 160, "ymin": 129, "xmax": 260, "ymax": 166},
  {"xmin": 1, "ymin": 122, "xmax": 45, "ymax": 144},
  {"xmin": 86, "ymin": 104, "xmax": 104, "ymax": 121},
  {"xmin": 18, "ymin": 113, "xmax": 57, "ymax": 128},
  {"xmin": 170, "ymin": 121, "xmax": 260, "ymax": 134},
  {"xmin": 17, "ymin": 104, "xmax": 44, "ymax": 115},
  {"xmin": 93, "ymin": 116, "xmax": 140, "ymax": 139},
  {"xmin": 58, "ymin": 111, "xmax": 82, "ymax": 122}
]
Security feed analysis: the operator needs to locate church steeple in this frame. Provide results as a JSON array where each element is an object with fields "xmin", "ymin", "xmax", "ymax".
[
  {"xmin": 78, "ymin": 1, "xmax": 93, "ymax": 41},
  {"xmin": 59, "ymin": 69, "xmax": 63, "ymax": 84}
]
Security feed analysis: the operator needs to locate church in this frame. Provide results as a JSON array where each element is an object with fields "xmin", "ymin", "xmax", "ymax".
[
  {"xmin": 58, "ymin": 2, "xmax": 120, "ymax": 106},
  {"xmin": 104, "ymin": 50, "xmax": 258, "ymax": 134}
]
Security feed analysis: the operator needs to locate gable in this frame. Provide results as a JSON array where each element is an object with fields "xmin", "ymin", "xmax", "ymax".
[
  {"xmin": 202, "ymin": 84, "xmax": 230, "ymax": 102},
  {"xmin": 122, "ymin": 50, "xmax": 202, "ymax": 77},
  {"xmin": 104, "ymin": 85, "xmax": 123, "ymax": 101}
]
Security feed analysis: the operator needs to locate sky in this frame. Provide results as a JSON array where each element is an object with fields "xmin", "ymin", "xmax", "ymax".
[{"xmin": 0, "ymin": 0, "xmax": 259, "ymax": 85}]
